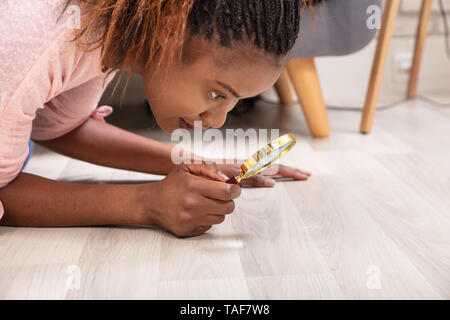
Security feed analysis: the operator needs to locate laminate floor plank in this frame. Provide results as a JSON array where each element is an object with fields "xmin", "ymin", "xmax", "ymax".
[{"xmin": 1, "ymin": 100, "xmax": 449, "ymax": 299}]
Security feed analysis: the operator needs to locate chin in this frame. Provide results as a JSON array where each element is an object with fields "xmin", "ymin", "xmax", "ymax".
[
  {"xmin": 161, "ymin": 124, "xmax": 175, "ymax": 134},
  {"xmin": 157, "ymin": 118, "xmax": 178, "ymax": 134}
]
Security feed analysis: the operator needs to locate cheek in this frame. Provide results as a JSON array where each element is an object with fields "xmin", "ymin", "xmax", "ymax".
[
  {"xmin": 150, "ymin": 96, "xmax": 209, "ymax": 124},
  {"xmin": 146, "ymin": 90, "xmax": 178, "ymax": 118},
  {"xmin": 144, "ymin": 74, "xmax": 209, "ymax": 118},
  {"xmin": 172, "ymin": 93, "xmax": 210, "ymax": 118}
]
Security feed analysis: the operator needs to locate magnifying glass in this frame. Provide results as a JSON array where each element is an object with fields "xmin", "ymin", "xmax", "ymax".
[{"xmin": 226, "ymin": 133, "xmax": 297, "ymax": 184}]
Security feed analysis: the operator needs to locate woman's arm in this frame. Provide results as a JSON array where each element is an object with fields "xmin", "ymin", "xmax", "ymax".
[
  {"xmin": 37, "ymin": 117, "xmax": 182, "ymax": 176},
  {"xmin": 0, "ymin": 164, "xmax": 239, "ymax": 237},
  {"xmin": 0, "ymin": 172, "xmax": 153, "ymax": 227}
]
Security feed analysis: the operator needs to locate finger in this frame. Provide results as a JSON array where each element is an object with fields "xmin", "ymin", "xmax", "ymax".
[
  {"xmin": 241, "ymin": 174, "xmax": 276, "ymax": 187},
  {"xmin": 191, "ymin": 175, "xmax": 241, "ymax": 200},
  {"xmin": 179, "ymin": 225, "xmax": 212, "ymax": 238},
  {"xmin": 190, "ymin": 225, "xmax": 212, "ymax": 237},
  {"xmin": 194, "ymin": 196, "xmax": 235, "ymax": 215},
  {"xmin": 260, "ymin": 164, "xmax": 311, "ymax": 178},
  {"xmin": 277, "ymin": 165, "xmax": 311, "ymax": 180},
  {"xmin": 203, "ymin": 214, "xmax": 226, "ymax": 225},
  {"xmin": 279, "ymin": 165, "xmax": 311, "ymax": 177},
  {"xmin": 214, "ymin": 165, "xmax": 239, "ymax": 180},
  {"xmin": 183, "ymin": 161, "xmax": 229, "ymax": 182},
  {"xmin": 292, "ymin": 167, "xmax": 312, "ymax": 177}
]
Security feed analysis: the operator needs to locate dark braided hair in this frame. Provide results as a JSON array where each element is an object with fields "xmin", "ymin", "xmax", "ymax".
[
  {"xmin": 68, "ymin": 0, "xmax": 321, "ymax": 97},
  {"xmin": 188, "ymin": 0, "xmax": 302, "ymax": 57}
]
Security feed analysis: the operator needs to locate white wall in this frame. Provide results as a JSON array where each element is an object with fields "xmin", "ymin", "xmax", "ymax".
[
  {"xmin": 263, "ymin": 0, "xmax": 450, "ymax": 107},
  {"xmin": 315, "ymin": 36, "xmax": 450, "ymax": 107}
]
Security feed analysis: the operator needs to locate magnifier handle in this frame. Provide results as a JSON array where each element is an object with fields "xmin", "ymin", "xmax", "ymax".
[{"xmin": 226, "ymin": 177, "xmax": 239, "ymax": 184}]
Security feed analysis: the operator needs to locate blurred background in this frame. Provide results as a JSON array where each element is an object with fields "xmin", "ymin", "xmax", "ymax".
[{"xmin": 100, "ymin": 0, "xmax": 450, "ymax": 135}]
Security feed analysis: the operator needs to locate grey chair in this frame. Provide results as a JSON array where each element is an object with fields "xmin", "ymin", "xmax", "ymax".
[{"xmin": 274, "ymin": 0, "xmax": 384, "ymax": 137}]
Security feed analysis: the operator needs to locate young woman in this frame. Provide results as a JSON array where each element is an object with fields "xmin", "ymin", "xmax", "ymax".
[{"xmin": 0, "ymin": 0, "xmax": 313, "ymax": 237}]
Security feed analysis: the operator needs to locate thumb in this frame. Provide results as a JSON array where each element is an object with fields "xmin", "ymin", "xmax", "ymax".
[{"xmin": 182, "ymin": 161, "xmax": 230, "ymax": 182}]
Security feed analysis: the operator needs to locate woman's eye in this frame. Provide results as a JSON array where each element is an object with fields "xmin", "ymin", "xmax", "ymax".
[{"xmin": 211, "ymin": 91, "xmax": 226, "ymax": 101}]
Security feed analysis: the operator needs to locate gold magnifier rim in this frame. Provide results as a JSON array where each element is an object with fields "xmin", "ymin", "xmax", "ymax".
[{"xmin": 234, "ymin": 133, "xmax": 296, "ymax": 182}]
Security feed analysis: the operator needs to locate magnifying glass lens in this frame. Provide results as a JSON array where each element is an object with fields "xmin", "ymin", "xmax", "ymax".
[
  {"xmin": 245, "ymin": 143, "xmax": 291, "ymax": 177},
  {"xmin": 226, "ymin": 133, "xmax": 297, "ymax": 184}
]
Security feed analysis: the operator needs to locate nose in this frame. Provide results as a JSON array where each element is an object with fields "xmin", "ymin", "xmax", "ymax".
[
  {"xmin": 201, "ymin": 101, "xmax": 237, "ymax": 129},
  {"xmin": 200, "ymin": 111, "xmax": 227, "ymax": 128}
]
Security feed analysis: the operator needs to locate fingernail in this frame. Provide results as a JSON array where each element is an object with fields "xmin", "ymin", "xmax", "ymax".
[
  {"xmin": 264, "ymin": 179, "xmax": 276, "ymax": 187},
  {"xmin": 217, "ymin": 171, "xmax": 229, "ymax": 180},
  {"xmin": 298, "ymin": 170, "xmax": 311, "ymax": 177}
]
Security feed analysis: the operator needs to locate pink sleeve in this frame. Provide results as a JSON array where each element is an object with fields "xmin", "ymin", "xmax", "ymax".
[
  {"xmin": 0, "ymin": 0, "xmax": 64, "ymax": 220},
  {"xmin": 0, "ymin": 32, "xmax": 67, "ymax": 220},
  {"xmin": 0, "ymin": 0, "xmax": 118, "ymax": 220},
  {"xmin": 0, "ymin": 28, "xmax": 116, "ymax": 220},
  {"xmin": 31, "ymin": 73, "xmax": 117, "ymax": 141}
]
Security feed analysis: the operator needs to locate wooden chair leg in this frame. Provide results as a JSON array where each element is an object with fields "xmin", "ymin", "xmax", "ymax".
[
  {"xmin": 360, "ymin": 0, "xmax": 400, "ymax": 134},
  {"xmin": 408, "ymin": 0, "xmax": 433, "ymax": 99},
  {"xmin": 274, "ymin": 69, "xmax": 295, "ymax": 105},
  {"xmin": 286, "ymin": 58, "xmax": 330, "ymax": 138}
]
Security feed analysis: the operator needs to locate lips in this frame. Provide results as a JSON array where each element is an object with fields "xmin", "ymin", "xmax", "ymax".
[
  {"xmin": 178, "ymin": 118, "xmax": 194, "ymax": 132},
  {"xmin": 178, "ymin": 118, "xmax": 210, "ymax": 131}
]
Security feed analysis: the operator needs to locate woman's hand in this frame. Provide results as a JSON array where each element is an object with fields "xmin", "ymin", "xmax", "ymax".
[
  {"xmin": 141, "ymin": 161, "xmax": 241, "ymax": 237},
  {"xmin": 216, "ymin": 159, "xmax": 311, "ymax": 187}
]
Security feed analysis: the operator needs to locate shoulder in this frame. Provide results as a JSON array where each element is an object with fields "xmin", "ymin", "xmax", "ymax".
[{"xmin": 0, "ymin": 0, "xmax": 78, "ymax": 105}]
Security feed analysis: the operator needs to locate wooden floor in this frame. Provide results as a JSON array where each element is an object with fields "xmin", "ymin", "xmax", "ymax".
[{"xmin": 1, "ymin": 98, "xmax": 449, "ymax": 299}]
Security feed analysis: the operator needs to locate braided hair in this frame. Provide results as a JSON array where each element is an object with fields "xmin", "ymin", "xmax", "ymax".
[
  {"xmin": 67, "ymin": 0, "xmax": 321, "ymax": 95},
  {"xmin": 188, "ymin": 0, "xmax": 302, "ymax": 57}
]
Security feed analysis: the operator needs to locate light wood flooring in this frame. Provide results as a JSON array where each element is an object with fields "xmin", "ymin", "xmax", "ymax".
[{"xmin": 1, "ymin": 98, "xmax": 449, "ymax": 299}]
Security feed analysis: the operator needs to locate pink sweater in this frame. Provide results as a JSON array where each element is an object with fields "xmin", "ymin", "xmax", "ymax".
[{"xmin": 0, "ymin": 0, "xmax": 118, "ymax": 219}]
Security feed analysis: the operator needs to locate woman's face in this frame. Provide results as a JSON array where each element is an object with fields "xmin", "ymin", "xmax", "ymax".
[{"xmin": 141, "ymin": 37, "xmax": 283, "ymax": 133}]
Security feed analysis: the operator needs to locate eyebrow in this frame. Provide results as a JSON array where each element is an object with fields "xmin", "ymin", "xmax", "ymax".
[{"xmin": 215, "ymin": 80, "xmax": 241, "ymax": 98}]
